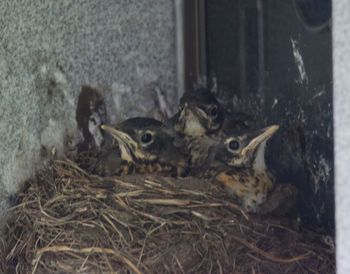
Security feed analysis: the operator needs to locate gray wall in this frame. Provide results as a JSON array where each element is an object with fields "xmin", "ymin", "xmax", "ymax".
[
  {"xmin": 333, "ymin": 0, "xmax": 350, "ymax": 272},
  {"xmin": 0, "ymin": 1, "xmax": 177, "ymax": 220}
]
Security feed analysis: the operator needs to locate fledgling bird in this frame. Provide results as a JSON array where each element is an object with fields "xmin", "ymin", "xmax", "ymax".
[
  {"xmin": 168, "ymin": 88, "xmax": 252, "ymax": 137},
  {"xmin": 260, "ymin": 183, "xmax": 298, "ymax": 216},
  {"xmin": 165, "ymin": 88, "xmax": 253, "ymax": 166},
  {"xmin": 100, "ymin": 117, "xmax": 189, "ymax": 177},
  {"xmin": 167, "ymin": 88, "xmax": 225, "ymax": 137},
  {"xmin": 192, "ymin": 125, "xmax": 280, "ymax": 213},
  {"xmin": 91, "ymin": 147, "xmax": 122, "ymax": 176}
]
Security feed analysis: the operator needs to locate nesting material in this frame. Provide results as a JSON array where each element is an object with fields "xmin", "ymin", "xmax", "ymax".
[{"xmin": 1, "ymin": 157, "xmax": 335, "ymax": 273}]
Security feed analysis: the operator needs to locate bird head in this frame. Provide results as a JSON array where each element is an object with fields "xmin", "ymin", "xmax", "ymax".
[
  {"xmin": 174, "ymin": 88, "xmax": 224, "ymax": 137},
  {"xmin": 211, "ymin": 125, "xmax": 279, "ymax": 171},
  {"xmin": 101, "ymin": 118, "xmax": 188, "ymax": 174}
]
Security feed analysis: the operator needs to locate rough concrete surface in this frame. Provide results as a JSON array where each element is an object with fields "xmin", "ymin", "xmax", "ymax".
[
  {"xmin": 333, "ymin": 0, "xmax": 350, "ymax": 272},
  {"xmin": 0, "ymin": 1, "xmax": 177, "ymax": 222}
]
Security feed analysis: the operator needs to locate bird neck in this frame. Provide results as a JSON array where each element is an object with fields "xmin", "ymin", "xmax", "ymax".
[
  {"xmin": 119, "ymin": 144, "xmax": 134, "ymax": 163},
  {"xmin": 252, "ymin": 141, "xmax": 267, "ymax": 172}
]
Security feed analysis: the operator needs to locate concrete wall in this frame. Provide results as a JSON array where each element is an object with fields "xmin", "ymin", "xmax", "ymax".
[
  {"xmin": 333, "ymin": 0, "xmax": 350, "ymax": 272},
  {"xmin": 0, "ymin": 1, "xmax": 177, "ymax": 221}
]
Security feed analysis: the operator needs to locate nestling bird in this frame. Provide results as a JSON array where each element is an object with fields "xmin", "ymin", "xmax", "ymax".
[
  {"xmin": 167, "ymin": 88, "xmax": 225, "ymax": 137},
  {"xmin": 168, "ymin": 88, "xmax": 252, "ymax": 137},
  {"xmin": 260, "ymin": 183, "xmax": 298, "ymax": 216},
  {"xmin": 91, "ymin": 147, "xmax": 122, "ymax": 176},
  {"xmin": 165, "ymin": 88, "xmax": 253, "ymax": 167},
  {"xmin": 100, "ymin": 117, "xmax": 189, "ymax": 177},
  {"xmin": 192, "ymin": 125, "xmax": 280, "ymax": 213}
]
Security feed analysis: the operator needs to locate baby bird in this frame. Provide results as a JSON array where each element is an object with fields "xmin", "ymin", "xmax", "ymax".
[
  {"xmin": 191, "ymin": 125, "xmax": 280, "ymax": 213},
  {"xmin": 91, "ymin": 147, "xmax": 122, "ymax": 176},
  {"xmin": 167, "ymin": 88, "xmax": 225, "ymax": 137},
  {"xmin": 165, "ymin": 88, "xmax": 253, "ymax": 167},
  {"xmin": 100, "ymin": 117, "xmax": 189, "ymax": 177}
]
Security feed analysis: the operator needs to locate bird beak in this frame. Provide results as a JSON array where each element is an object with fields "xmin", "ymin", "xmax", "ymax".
[
  {"xmin": 185, "ymin": 103, "xmax": 208, "ymax": 128},
  {"xmin": 100, "ymin": 125, "xmax": 137, "ymax": 147},
  {"xmin": 241, "ymin": 125, "xmax": 279, "ymax": 156},
  {"xmin": 101, "ymin": 124, "xmax": 138, "ymax": 162},
  {"xmin": 178, "ymin": 103, "xmax": 204, "ymax": 131}
]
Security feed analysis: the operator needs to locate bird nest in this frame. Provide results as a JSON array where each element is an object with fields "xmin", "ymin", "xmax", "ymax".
[{"xmin": 1, "ymin": 156, "xmax": 335, "ymax": 273}]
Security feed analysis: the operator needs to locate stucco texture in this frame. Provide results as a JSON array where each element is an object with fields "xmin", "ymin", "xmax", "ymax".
[
  {"xmin": 333, "ymin": 0, "xmax": 350, "ymax": 272},
  {"xmin": 0, "ymin": 1, "xmax": 177, "ymax": 221}
]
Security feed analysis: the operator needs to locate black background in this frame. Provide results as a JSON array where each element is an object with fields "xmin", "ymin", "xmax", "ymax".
[{"xmin": 205, "ymin": 0, "xmax": 333, "ymax": 234}]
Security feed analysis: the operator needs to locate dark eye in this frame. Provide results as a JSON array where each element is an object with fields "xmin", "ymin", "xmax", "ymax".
[
  {"xmin": 229, "ymin": 140, "xmax": 239, "ymax": 150},
  {"xmin": 141, "ymin": 133, "xmax": 152, "ymax": 143},
  {"xmin": 210, "ymin": 106, "xmax": 218, "ymax": 116}
]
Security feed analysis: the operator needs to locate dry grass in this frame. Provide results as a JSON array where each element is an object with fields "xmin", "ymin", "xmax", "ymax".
[{"xmin": 0, "ymin": 157, "xmax": 335, "ymax": 273}]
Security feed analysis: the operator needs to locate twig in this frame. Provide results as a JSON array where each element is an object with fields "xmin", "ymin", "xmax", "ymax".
[
  {"xmin": 114, "ymin": 196, "xmax": 165, "ymax": 223},
  {"xmin": 217, "ymin": 259, "xmax": 223, "ymax": 274},
  {"xmin": 55, "ymin": 159, "xmax": 90, "ymax": 177},
  {"xmin": 135, "ymin": 198, "xmax": 191, "ymax": 206},
  {"xmin": 174, "ymin": 255, "xmax": 185, "ymax": 274},
  {"xmin": 35, "ymin": 246, "xmax": 141, "ymax": 274},
  {"xmin": 267, "ymin": 223, "xmax": 299, "ymax": 234},
  {"xmin": 116, "ymin": 190, "xmax": 145, "ymax": 198},
  {"xmin": 144, "ymin": 179, "xmax": 163, "ymax": 187},
  {"xmin": 231, "ymin": 234, "xmax": 311, "ymax": 263},
  {"xmin": 102, "ymin": 214, "xmax": 129, "ymax": 246},
  {"xmin": 191, "ymin": 211, "xmax": 219, "ymax": 221},
  {"xmin": 246, "ymin": 253, "xmax": 262, "ymax": 262},
  {"xmin": 111, "ymin": 178, "xmax": 140, "ymax": 188}
]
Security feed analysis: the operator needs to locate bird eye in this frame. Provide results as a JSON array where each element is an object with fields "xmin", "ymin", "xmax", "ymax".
[
  {"xmin": 210, "ymin": 106, "xmax": 218, "ymax": 116},
  {"xmin": 229, "ymin": 140, "xmax": 239, "ymax": 150},
  {"xmin": 141, "ymin": 133, "xmax": 152, "ymax": 143}
]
